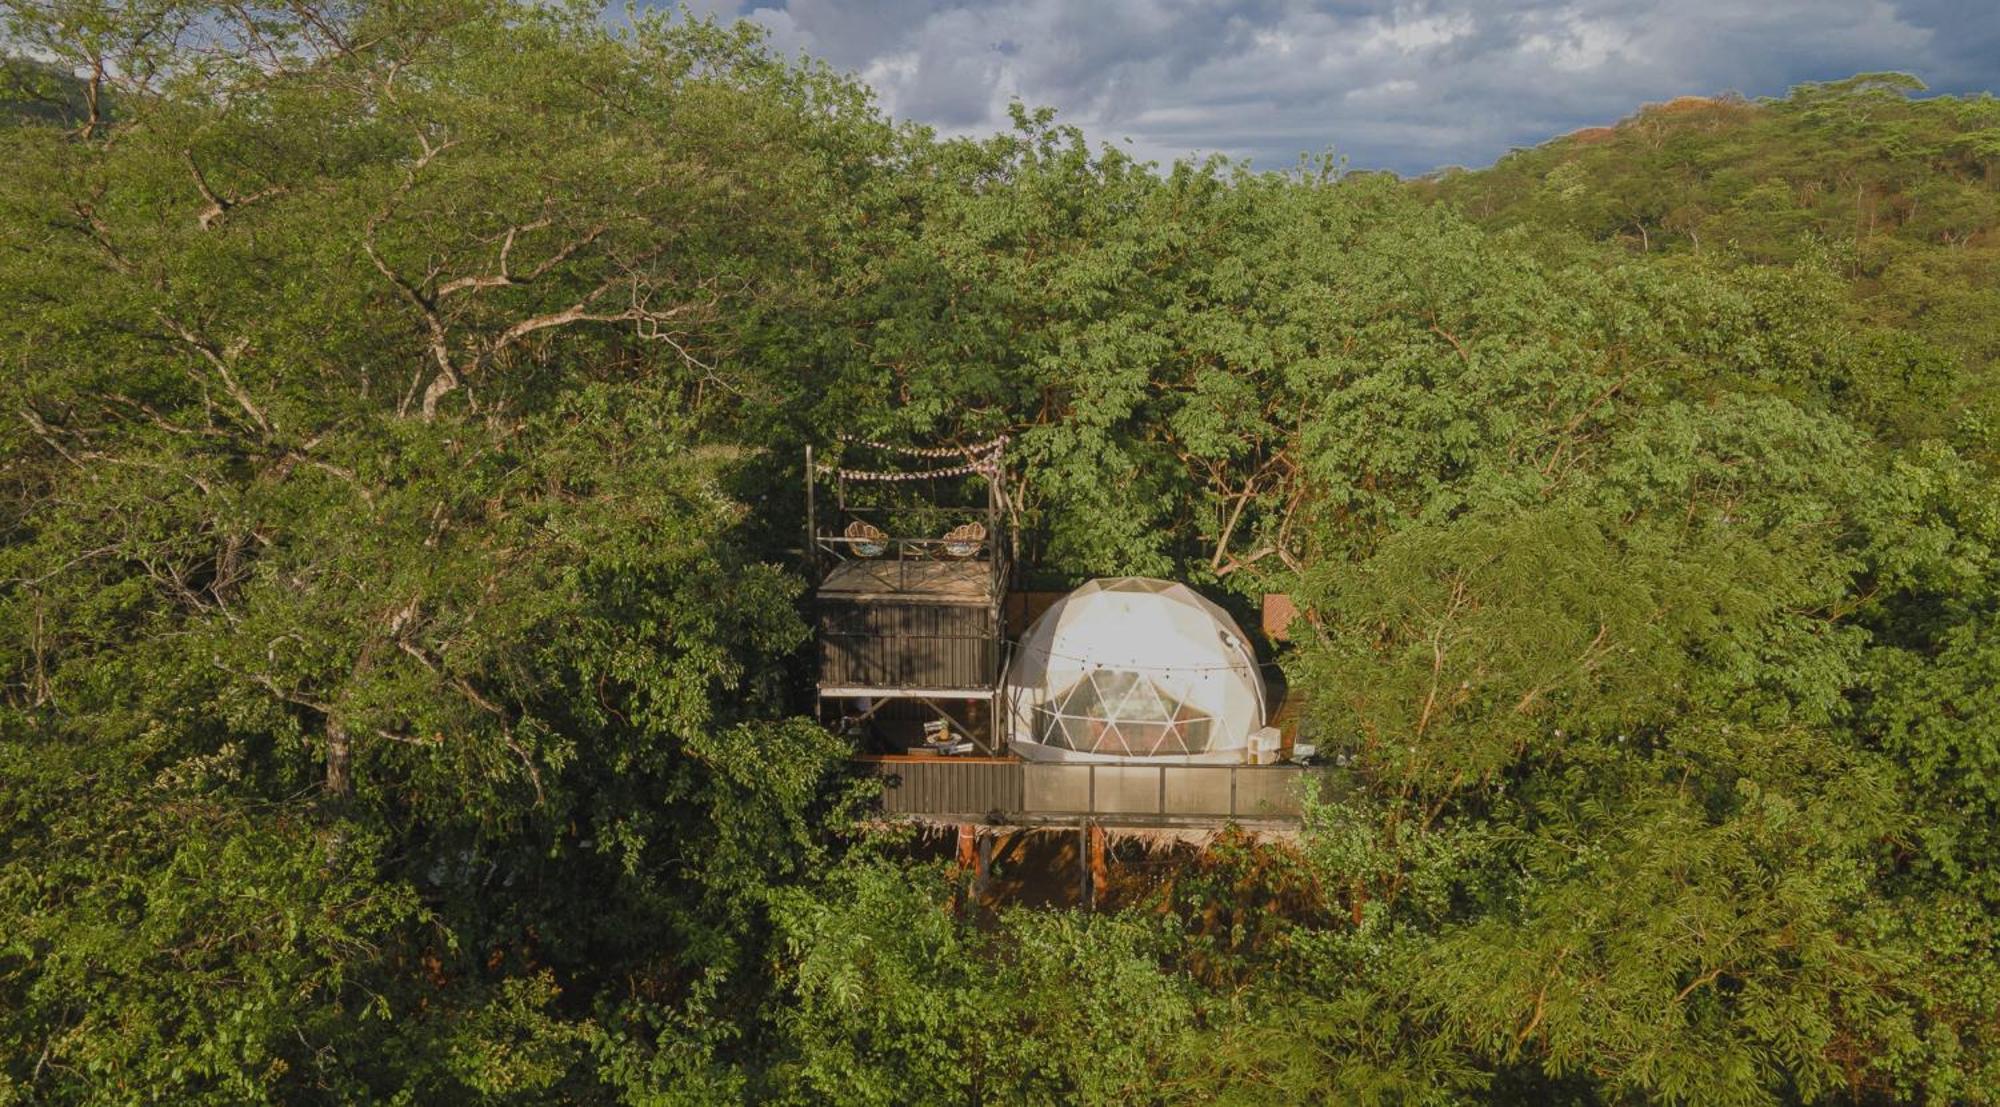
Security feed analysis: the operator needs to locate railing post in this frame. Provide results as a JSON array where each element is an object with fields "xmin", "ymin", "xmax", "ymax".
[{"xmin": 1087, "ymin": 821, "xmax": 1108, "ymax": 909}]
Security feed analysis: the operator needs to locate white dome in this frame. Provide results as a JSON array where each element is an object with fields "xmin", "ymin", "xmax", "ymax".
[{"xmin": 1005, "ymin": 577, "xmax": 1266, "ymax": 763}]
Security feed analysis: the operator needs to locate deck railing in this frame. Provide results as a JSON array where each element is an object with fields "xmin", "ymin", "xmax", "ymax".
[
  {"xmin": 863, "ymin": 757, "xmax": 1329, "ymax": 825},
  {"xmin": 814, "ymin": 534, "xmax": 997, "ymax": 595}
]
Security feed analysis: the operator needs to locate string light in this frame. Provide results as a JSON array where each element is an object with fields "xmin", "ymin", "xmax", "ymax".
[
  {"xmin": 817, "ymin": 435, "xmax": 1007, "ymax": 482},
  {"xmin": 999, "ymin": 634, "xmax": 1287, "ymax": 673},
  {"xmin": 818, "ymin": 458, "xmax": 1000, "ymax": 481},
  {"xmin": 835, "ymin": 433, "xmax": 1009, "ymax": 459}
]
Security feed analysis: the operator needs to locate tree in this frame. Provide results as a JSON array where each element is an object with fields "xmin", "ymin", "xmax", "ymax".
[{"xmin": 0, "ymin": 2, "xmax": 869, "ymax": 1099}]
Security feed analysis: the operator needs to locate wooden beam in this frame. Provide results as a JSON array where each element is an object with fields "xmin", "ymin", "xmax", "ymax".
[{"xmin": 818, "ymin": 686, "xmax": 994, "ymax": 700}]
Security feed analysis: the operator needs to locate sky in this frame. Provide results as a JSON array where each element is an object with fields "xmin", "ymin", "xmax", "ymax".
[{"xmin": 666, "ymin": 0, "xmax": 2000, "ymax": 175}]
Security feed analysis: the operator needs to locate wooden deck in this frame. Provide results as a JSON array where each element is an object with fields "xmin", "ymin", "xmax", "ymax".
[{"xmin": 818, "ymin": 559, "xmax": 995, "ymax": 604}]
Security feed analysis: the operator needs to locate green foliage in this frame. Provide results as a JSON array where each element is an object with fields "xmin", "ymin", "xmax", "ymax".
[
  {"xmin": 768, "ymin": 858, "xmax": 1199, "ymax": 1106},
  {"xmin": 1, "ymin": 1, "xmax": 1997, "ymax": 1102},
  {"xmin": 1425, "ymin": 78, "xmax": 2000, "ymax": 448},
  {"xmin": 1419, "ymin": 726, "xmax": 1919, "ymax": 1105},
  {"xmin": 0, "ymin": 3, "xmax": 857, "ymax": 1101}
]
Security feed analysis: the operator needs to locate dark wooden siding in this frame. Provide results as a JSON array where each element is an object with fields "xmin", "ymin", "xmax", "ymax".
[
  {"xmin": 818, "ymin": 601, "xmax": 996, "ymax": 690},
  {"xmin": 873, "ymin": 758, "xmax": 1024, "ymax": 817}
]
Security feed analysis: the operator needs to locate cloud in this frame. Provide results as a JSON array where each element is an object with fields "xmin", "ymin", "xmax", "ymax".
[{"xmin": 685, "ymin": 0, "xmax": 1991, "ymax": 174}]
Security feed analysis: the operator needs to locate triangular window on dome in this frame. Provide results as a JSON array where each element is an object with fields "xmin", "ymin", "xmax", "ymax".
[
  {"xmin": 1093, "ymin": 722, "xmax": 1127, "ymax": 755},
  {"xmin": 1118, "ymin": 678, "xmax": 1170, "ymax": 723},
  {"xmin": 1160, "ymin": 721, "xmax": 1191, "ymax": 755},
  {"xmin": 1122, "ymin": 719, "xmax": 1174, "ymax": 755},
  {"xmin": 1055, "ymin": 713, "xmax": 1098, "ymax": 752},
  {"xmin": 1178, "ymin": 715, "xmax": 1214, "ymax": 751},
  {"xmin": 1051, "ymin": 676, "xmax": 1096, "ymax": 717},
  {"xmin": 1031, "ymin": 702, "xmax": 1062, "ymax": 748},
  {"xmin": 1103, "ymin": 669, "xmax": 1155, "ymax": 718},
  {"xmin": 1089, "ymin": 671, "xmax": 1136, "ymax": 719}
]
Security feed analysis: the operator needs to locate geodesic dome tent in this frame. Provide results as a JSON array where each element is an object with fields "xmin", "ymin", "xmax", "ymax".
[{"xmin": 1004, "ymin": 577, "xmax": 1266, "ymax": 763}]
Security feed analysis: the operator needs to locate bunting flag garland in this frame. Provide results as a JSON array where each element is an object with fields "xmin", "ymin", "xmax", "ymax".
[
  {"xmin": 836, "ymin": 433, "xmax": 1009, "ymax": 459},
  {"xmin": 818, "ymin": 458, "xmax": 1000, "ymax": 481},
  {"xmin": 818, "ymin": 434, "xmax": 1007, "ymax": 481}
]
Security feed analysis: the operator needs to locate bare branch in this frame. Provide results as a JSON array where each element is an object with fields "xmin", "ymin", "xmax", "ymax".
[
  {"xmin": 70, "ymin": 198, "xmax": 133, "ymax": 275},
  {"xmin": 212, "ymin": 657, "xmax": 330, "ymax": 714},
  {"xmin": 373, "ymin": 728, "xmax": 437, "ymax": 746},
  {"xmin": 450, "ymin": 674, "xmax": 544, "ymax": 806},
  {"xmin": 436, "ymin": 218, "xmax": 607, "ymax": 298},
  {"xmin": 364, "ymin": 134, "xmax": 460, "ymax": 418},
  {"xmin": 184, "ymin": 149, "xmax": 287, "ymax": 231},
  {"xmin": 1214, "ymin": 546, "xmax": 1274, "ymax": 578},
  {"xmin": 154, "ymin": 312, "xmax": 275, "ymax": 436},
  {"xmin": 0, "ymin": 544, "xmax": 121, "ymax": 589},
  {"xmin": 16, "ymin": 407, "xmax": 87, "ymax": 470},
  {"xmin": 1430, "ymin": 320, "xmax": 1471, "ymax": 366},
  {"xmin": 302, "ymin": 459, "xmax": 375, "ymax": 507}
]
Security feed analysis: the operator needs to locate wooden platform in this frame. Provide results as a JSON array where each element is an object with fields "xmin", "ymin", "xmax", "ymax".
[{"xmin": 818, "ymin": 559, "xmax": 995, "ymax": 604}]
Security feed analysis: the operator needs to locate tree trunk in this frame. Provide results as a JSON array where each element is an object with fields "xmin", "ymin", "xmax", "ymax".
[{"xmin": 326, "ymin": 716, "xmax": 352, "ymax": 799}]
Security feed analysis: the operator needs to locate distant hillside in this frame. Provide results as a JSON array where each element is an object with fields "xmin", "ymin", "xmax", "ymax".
[
  {"xmin": 1422, "ymin": 73, "xmax": 2000, "ymax": 398},
  {"xmin": 0, "ymin": 57, "xmax": 93, "ymax": 129}
]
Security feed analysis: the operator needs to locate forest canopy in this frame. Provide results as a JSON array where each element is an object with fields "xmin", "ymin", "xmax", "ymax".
[{"xmin": 2, "ymin": 2, "xmax": 1997, "ymax": 1103}]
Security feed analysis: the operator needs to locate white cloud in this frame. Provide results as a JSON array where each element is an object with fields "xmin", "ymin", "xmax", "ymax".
[
  {"xmin": 1362, "ymin": 10, "xmax": 1474, "ymax": 54},
  {"xmin": 695, "ymin": 0, "xmax": 1986, "ymax": 174}
]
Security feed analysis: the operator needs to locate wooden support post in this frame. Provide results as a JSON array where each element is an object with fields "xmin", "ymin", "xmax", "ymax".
[
  {"xmin": 1088, "ymin": 822, "xmax": 1109, "ymax": 909},
  {"xmin": 803, "ymin": 444, "xmax": 815, "ymax": 575},
  {"xmin": 956, "ymin": 823, "xmax": 977, "ymax": 871},
  {"xmin": 1077, "ymin": 822, "xmax": 1092, "ymax": 909},
  {"xmin": 952, "ymin": 823, "xmax": 980, "ymax": 915},
  {"xmin": 975, "ymin": 830, "xmax": 993, "ymax": 899}
]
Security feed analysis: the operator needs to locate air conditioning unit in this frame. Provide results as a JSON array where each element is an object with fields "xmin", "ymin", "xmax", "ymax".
[{"xmin": 1245, "ymin": 726, "xmax": 1282, "ymax": 765}]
